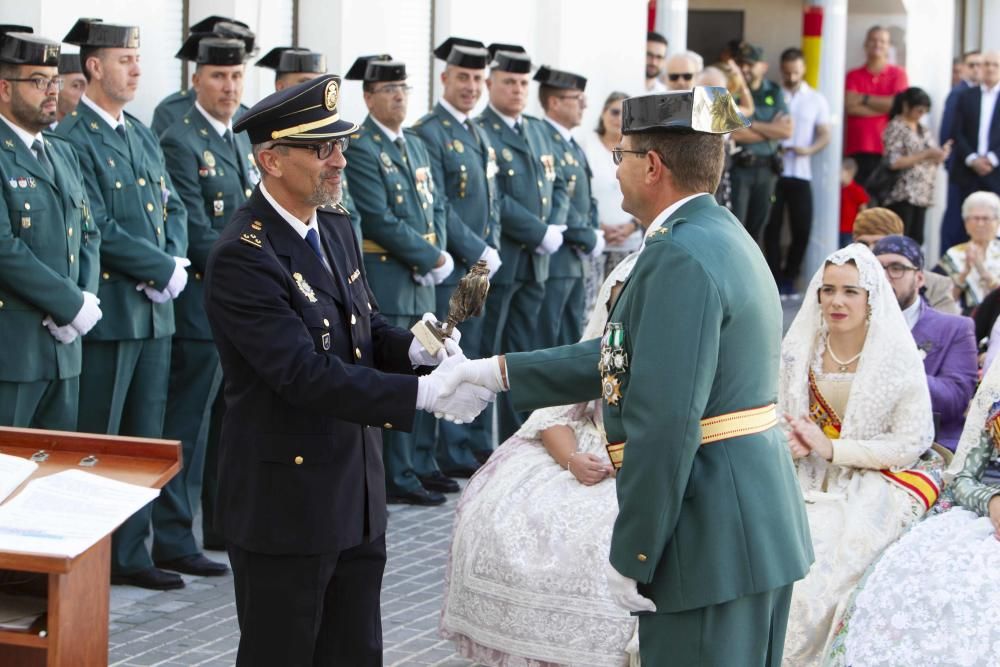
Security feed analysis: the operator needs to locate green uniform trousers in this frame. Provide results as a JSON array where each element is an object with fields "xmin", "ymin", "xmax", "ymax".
[
  {"xmin": 383, "ymin": 313, "xmax": 432, "ymax": 495},
  {"xmin": 537, "ymin": 276, "xmax": 585, "ymax": 349},
  {"xmin": 730, "ymin": 164, "xmax": 778, "ymax": 241},
  {"xmin": 78, "ymin": 337, "xmax": 171, "ymax": 575},
  {"xmin": 0, "ymin": 378, "xmax": 78, "ymax": 431},
  {"xmin": 153, "ymin": 338, "xmax": 223, "ymax": 561},
  {"xmin": 638, "ymin": 584, "xmax": 793, "ymax": 667}
]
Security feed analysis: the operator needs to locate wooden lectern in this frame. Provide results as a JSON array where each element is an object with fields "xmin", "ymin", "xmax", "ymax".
[{"xmin": 0, "ymin": 427, "xmax": 180, "ymax": 667}]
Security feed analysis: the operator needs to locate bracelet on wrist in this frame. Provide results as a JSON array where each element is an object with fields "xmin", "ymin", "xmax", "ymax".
[{"xmin": 566, "ymin": 451, "xmax": 580, "ymax": 472}]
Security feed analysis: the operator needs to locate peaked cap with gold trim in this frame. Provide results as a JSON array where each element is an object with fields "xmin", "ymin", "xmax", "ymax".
[{"xmin": 234, "ymin": 73, "xmax": 358, "ymax": 144}]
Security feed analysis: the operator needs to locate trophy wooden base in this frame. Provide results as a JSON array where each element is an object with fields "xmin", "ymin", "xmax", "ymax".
[{"xmin": 410, "ymin": 320, "xmax": 445, "ymax": 358}]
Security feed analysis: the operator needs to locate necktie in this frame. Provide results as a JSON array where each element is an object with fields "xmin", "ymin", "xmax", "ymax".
[
  {"xmin": 224, "ymin": 129, "xmax": 237, "ymax": 157},
  {"xmin": 394, "ymin": 137, "xmax": 408, "ymax": 163},
  {"xmin": 305, "ymin": 228, "xmax": 331, "ymax": 273},
  {"xmin": 466, "ymin": 120, "xmax": 481, "ymax": 148},
  {"xmin": 31, "ymin": 139, "xmax": 54, "ymax": 179},
  {"xmin": 115, "ymin": 123, "xmax": 127, "ymax": 141},
  {"xmin": 512, "ymin": 120, "xmax": 522, "ymax": 135}
]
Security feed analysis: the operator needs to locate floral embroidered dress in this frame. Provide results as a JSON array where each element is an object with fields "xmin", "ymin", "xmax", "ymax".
[
  {"xmin": 778, "ymin": 244, "xmax": 940, "ymax": 667},
  {"xmin": 827, "ymin": 360, "xmax": 1000, "ymax": 667},
  {"xmin": 440, "ymin": 254, "xmax": 640, "ymax": 667}
]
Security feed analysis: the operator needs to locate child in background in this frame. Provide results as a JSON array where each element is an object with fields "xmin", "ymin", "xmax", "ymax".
[{"xmin": 840, "ymin": 157, "xmax": 870, "ymax": 247}]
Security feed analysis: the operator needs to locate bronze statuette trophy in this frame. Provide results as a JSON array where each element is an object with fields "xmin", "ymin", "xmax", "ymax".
[{"xmin": 411, "ymin": 260, "xmax": 491, "ymax": 357}]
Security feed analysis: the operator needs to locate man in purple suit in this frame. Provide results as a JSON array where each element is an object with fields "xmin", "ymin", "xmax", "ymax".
[{"xmin": 873, "ymin": 236, "xmax": 978, "ymax": 450}]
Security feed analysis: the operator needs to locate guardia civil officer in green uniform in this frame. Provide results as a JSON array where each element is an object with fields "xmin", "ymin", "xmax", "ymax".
[
  {"xmin": 156, "ymin": 34, "xmax": 258, "ymax": 576},
  {"xmin": 409, "ymin": 38, "xmax": 502, "ymax": 478},
  {"xmin": 256, "ymin": 45, "xmax": 363, "ymax": 245},
  {"xmin": 344, "ymin": 56, "xmax": 451, "ymax": 506},
  {"xmin": 535, "ymin": 65, "xmax": 602, "ymax": 348},
  {"xmin": 443, "ymin": 88, "xmax": 813, "ymax": 665},
  {"xmin": 0, "ymin": 31, "xmax": 101, "ymax": 429},
  {"xmin": 476, "ymin": 46, "xmax": 569, "ymax": 442},
  {"xmin": 150, "ymin": 16, "xmax": 255, "ymax": 138},
  {"xmin": 58, "ymin": 18, "xmax": 191, "ymax": 591},
  {"xmin": 55, "ymin": 52, "xmax": 86, "ymax": 124}
]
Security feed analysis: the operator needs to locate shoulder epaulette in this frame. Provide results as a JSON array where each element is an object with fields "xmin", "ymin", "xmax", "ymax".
[{"xmin": 239, "ymin": 219, "xmax": 266, "ymax": 249}]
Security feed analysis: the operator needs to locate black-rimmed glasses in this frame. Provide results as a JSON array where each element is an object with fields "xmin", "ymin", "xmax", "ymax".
[
  {"xmin": 270, "ymin": 136, "xmax": 350, "ymax": 160},
  {"xmin": 612, "ymin": 147, "xmax": 650, "ymax": 165},
  {"xmin": 881, "ymin": 262, "xmax": 918, "ymax": 279},
  {"xmin": 372, "ymin": 84, "xmax": 412, "ymax": 95},
  {"xmin": 5, "ymin": 76, "xmax": 63, "ymax": 91}
]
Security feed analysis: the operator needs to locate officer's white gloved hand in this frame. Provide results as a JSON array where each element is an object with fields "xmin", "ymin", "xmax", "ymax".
[
  {"xmin": 165, "ymin": 257, "xmax": 192, "ymax": 299},
  {"xmin": 604, "ymin": 561, "xmax": 656, "ymax": 613},
  {"xmin": 535, "ymin": 224, "xmax": 567, "ymax": 255},
  {"xmin": 70, "ymin": 291, "xmax": 102, "ymax": 335},
  {"xmin": 136, "ymin": 283, "xmax": 172, "ymax": 304},
  {"xmin": 589, "ymin": 229, "xmax": 606, "ymax": 257},
  {"xmin": 414, "ymin": 312, "xmax": 462, "ymax": 346},
  {"xmin": 412, "ymin": 271, "xmax": 435, "ymax": 286},
  {"xmin": 478, "ymin": 246, "xmax": 502, "ymax": 279},
  {"xmin": 42, "ymin": 316, "xmax": 79, "ymax": 345},
  {"xmin": 436, "ymin": 356, "xmax": 507, "ymax": 398},
  {"xmin": 408, "ymin": 325, "xmax": 462, "ymax": 366},
  {"xmin": 430, "ymin": 251, "xmax": 455, "ymax": 285},
  {"xmin": 416, "ymin": 354, "xmax": 495, "ymax": 423}
]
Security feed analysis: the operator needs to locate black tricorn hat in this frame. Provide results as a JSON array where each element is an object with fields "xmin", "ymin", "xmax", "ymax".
[
  {"xmin": 0, "ymin": 32, "xmax": 59, "ymax": 66},
  {"xmin": 446, "ymin": 45, "xmax": 489, "ymax": 69},
  {"xmin": 491, "ymin": 49, "xmax": 531, "ymax": 74},
  {"xmin": 63, "ymin": 19, "xmax": 139, "ymax": 48},
  {"xmin": 487, "ymin": 43, "xmax": 524, "ymax": 60},
  {"xmin": 189, "ymin": 15, "xmax": 250, "ymax": 33},
  {"xmin": 0, "ymin": 25, "xmax": 33, "ymax": 37},
  {"xmin": 621, "ymin": 87, "xmax": 750, "ymax": 135},
  {"xmin": 256, "ymin": 47, "xmax": 326, "ymax": 74},
  {"xmin": 175, "ymin": 34, "xmax": 248, "ymax": 64},
  {"xmin": 433, "ymin": 36, "xmax": 484, "ymax": 60},
  {"xmin": 207, "ymin": 21, "xmax": 256, "ymax": 56},
  {"xmin": 533, "ymin": 65, "xmax": 586, "ymax": 91},
  {"xmin": 344, "ymin": 54, "xmax": 392, "ymax": 80},
  {"xmin": 58, "ymin": 52, "xmax": 82, "ymax": 73},
  {"xmin": 234, "ymin": 74, "xmax": 358, "ymax": 144}
]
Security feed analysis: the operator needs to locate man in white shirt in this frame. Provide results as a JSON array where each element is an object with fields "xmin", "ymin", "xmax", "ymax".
[
  {"xmin": 763, "ymin": 47, "xmax": 830, "ymax": 297},
  {"xmin": 645, "ymin": 32, "xmax": 669, "ymax": 93}
]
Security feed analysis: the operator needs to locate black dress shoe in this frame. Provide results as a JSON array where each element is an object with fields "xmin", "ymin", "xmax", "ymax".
[
  {"xmin": 387, "ymin": 487, "xmax": 447, "ymax": 506},
  {"xmin": 418, "ymin": 471, "xmax": 460, "ymax": 493},
  {"xmin": 111, "ymin": 567, "xmax": 185, "ymax": 591},
  {"xmin": 442, "ymin": 465, "xmax": 479, "ymax": 479},
  {"xmin": 155, "ymin": 554, "xmax": 230, "ymax": 577},
  {"xmin": 473, "ymin": 450, "xmax": 492, "ymax": 465}
]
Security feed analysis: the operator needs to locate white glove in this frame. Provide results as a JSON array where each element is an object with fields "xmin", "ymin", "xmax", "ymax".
[
  {"xmin": 430, "ymin": 251, "xmax": 455, "ymax": 285},
  {"xmin": 478, "ymin": 246, "xmax": 502, "ymax": 279},
  {"xmin": 605, "ymin": 561, "xmax": 656, "ymax": 613},
  {"xmin": 70, "ymin": 291, "xmax": 102, "ymax": 335},
  {"xmin": 165, "ymin": 257, "xmax": 191, "ymax": 298},
  {"xmin": 588, "ymin": 229, "xmax": 606, "ymax": 257},
  {"xmin": 535, "ymin": 224, "xmax": 567, "ymax": 255},
  {"xmin": 42, "ymin": 316, "xmax": 79, "ymax": 344},
  {"xmin": 416, "ymin": 354, "xmax": 495, "ymax": 423},
  {"xmin": 409, "ymin": 324, "xmax": 462, "ymax": 366},
  {"xmin": 412, "ymin": 271, "xmax": 434, "ymax": 286},
  {"xmin": 136, "ymin": 282, "xmax": 172, "ymax": 303},
  {"xmin": 437, "ymin": 355, "xmax": 507, "ymax": 398}
]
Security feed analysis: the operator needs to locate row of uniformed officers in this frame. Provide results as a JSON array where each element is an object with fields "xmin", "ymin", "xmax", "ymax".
[{"xmin": 0, "ymin": 16, "xmax": 601, "ymax": 588}]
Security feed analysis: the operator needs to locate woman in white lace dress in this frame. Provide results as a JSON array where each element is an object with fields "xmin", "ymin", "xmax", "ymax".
[
  {"xmin": 778, "ymin": 244, "xmax": 939, "ymax": 667},
  {"xmin": 440, "ymin": 254, "xmax": 639, "ymax": 667},
  {"xmin": 826, "ymin": 360, "xmax": 1000, "ymax": 667}
]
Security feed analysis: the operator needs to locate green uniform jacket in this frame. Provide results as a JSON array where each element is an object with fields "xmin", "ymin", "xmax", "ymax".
[
  {"xmin": 743, "ymin": 79, "xmax": 789, "ymax": 158},
  {"xmin": 344, "ymin": 117, "xmax": 445, "ymax": 317},
  {"xmin": 56, "ymin": 105, "xmax": 188, "ymax": 341},
  {"xmin": 340, "ymin": 177, "xmax": 362, "ymax": 250},
  {"xmin": 0, "ymin": 126, "xmax": 99, "ymax": 381},
  {"xmin": 475, "ymin": 108, "xmax": 569, "ymax": 285},
  {"xmin": 505, "ymin": 194, "xmax": 813, "ymax": 613},
  {"xmin": 160, "ymin": 109, "xmax": 257, "ymax": 340},
  {"xmin": 541, "ymin": 119, "xmax": 599, "ymax": 278},
  {"xmin": 150, "ymin": 89, "xmax": 249, "ymax": 139},
  {"xmin": 412, "ymin": 103, "xmax": 501, "ymax": 286}
]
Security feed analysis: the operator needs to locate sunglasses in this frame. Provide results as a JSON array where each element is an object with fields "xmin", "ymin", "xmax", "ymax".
[{"xmin": 667, "ymin": 73, "xmax": 694, "ymax": 82}]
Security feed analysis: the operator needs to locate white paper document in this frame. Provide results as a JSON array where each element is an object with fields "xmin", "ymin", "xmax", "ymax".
[
  {"xmin": 0, "ymin": 453, "xmax": 37, "ymax": 504},
  {"xmin": 0, "ymin": 469, "xmax": 159, "ymax": 558},
  {"xmin": 0, "ymin": 593, "xmax": 46, "ymax": 630}
]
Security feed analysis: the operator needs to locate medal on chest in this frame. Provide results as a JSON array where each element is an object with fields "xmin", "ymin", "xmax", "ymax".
[{"xmin": 599, "ymin": 322, "xmax": 628, "ymax": 406}]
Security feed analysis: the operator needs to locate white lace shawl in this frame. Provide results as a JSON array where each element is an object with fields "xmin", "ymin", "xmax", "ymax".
[
  {"xmin": 946, "ymin": 352, "xmax": 1000, "ymax": 482},
  {"xmin": 779, "ymin": 244, "xmax": 934, "ymax": 492},
  {"xmin": 514, "ymin": 253, "xmax": 640, "ymax": 443}
]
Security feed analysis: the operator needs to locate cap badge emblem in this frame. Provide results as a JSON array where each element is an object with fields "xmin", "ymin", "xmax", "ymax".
[{"xmin": 324, "ymin": 80, "xmax": 339, "ymax": 111}]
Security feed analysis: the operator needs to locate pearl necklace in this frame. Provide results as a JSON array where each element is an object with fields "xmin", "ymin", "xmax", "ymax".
[{"xmin": 826, "ymin": 337, "xmax": 862, "ymax": 372}]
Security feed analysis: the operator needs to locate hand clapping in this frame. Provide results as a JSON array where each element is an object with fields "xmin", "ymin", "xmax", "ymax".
[{"xmin": 784, "ymin": 414, "xmax": 834, "ymax": 461}]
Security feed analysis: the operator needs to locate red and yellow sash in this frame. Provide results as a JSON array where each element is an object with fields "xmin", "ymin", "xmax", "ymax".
[{"xmin": 808, "ymin": 370, "xmax": 940, "ymax": 510}]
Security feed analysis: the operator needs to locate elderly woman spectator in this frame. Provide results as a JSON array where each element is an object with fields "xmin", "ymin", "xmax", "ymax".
[
  {"xmin": 880, "ymin": 87, "xmax": 950, "ymax": 244},
  {"xmin": 935, "ymin": 190, "xmax": 1000, "ymax": 314},
  {"xmin": 664, "ymin": 50, "xmax": 703, "ymax": 91}
]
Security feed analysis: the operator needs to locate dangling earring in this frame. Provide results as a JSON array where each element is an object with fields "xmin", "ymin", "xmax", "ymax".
[{"xmin": 866, "ymin": 303, "xmax": 872, "ymax": 324}]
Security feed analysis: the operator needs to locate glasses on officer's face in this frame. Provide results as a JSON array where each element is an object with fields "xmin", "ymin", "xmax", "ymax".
[
  {"xmin": 612, "ymin": 147, "xmax": 658, "ymax": 166},
  {"xmin": 270, "ymin": 136, "xmax": 350, "ymax": 160},
  {"xmin": 5, "ymin": 76, "xmax": 64, "ymax": 92},
  {"xmin": 373, "ymin": 84, "xmax": 412, "ymax": 95},
  {"xmin": 667, "ymin": 73, "xmax": 694, "ymax": 82},
  {"xmin": 880, "ymin": 262, "xmax": 918, "ymax": 280}
]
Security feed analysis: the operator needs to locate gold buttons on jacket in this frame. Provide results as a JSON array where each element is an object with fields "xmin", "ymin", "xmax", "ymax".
[
  {"xmin": 115, "ymin": 181, "xmax": 122, "ymax": 189},
  {"xmin": 294, "ymin": 456, "xmax": 303, "ymax": 465},
  {"xmin": 146, "ymin": 203, "xmax": 154, "ymax": 212},
  {"xmin": 637, "ymin": 553, "xmax": 648, "ymax": 562},
  {"xmin": 351, "ymin": 314, "xmax": 357, "ymax": 325},
  {"xmin": 245, "ymin": 189, "xmax": 252, "ymax": 197},
  {"xmin": 383, "ymin": 423, "xmax": 393, "ymax": 429},
  {"xmin": 137, "ymin": 177, "xmax": 146, "ymax": 186},
  {"xmin": 23, "ymin": 202, "xmax": 30, "ymax": 210},
  {"xmin": 102, "ymin": 272, "xmax": 110, "ymax": 280},
  {"xmin": 194, "ymin": 272, "xmax": 202, "ymax": 280},
  {"xmin": 355, "ymin": 347, "xmax": 362, "ymax": 359},
  {"xmin": 69, "ymin": 254, "xmax": 74, "ymax": 263},
  {"xmin": 67, "ymin": 227, "xmax": 73, "ymax": 237},
  {"xmin": 0, "ymin": 300, "xmax": 4, "ymax": 308},
  {"xmin": 323, "ymin": 318, "xmax": 330, "ymax": 327}
]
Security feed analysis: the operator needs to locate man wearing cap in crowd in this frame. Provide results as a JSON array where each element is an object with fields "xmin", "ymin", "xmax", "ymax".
[
  {"xmin": 871, "ymin": 235, "xmax": 977, "ymax": 451},
  {"xmin": 56, "ymin": 18, "xmax": 192, "ymax": 591},
  {"xmin": 344, "ymin": 54, "xmax": 454, "ymax": 506},
  {"xmin": 441, "ymin": 86, "xmax": 813, "ymax": 664},
  {"xmin": 476, "ymin": 44, "xmax": 569, "ymax": 442},
  {"xmin": 155, "ymin": 33, "xmax": 258, "ymax": 576},
  {"xmin": 0, "ymin": 29, "xmax": 102, "ymax": 430},
  {"xmin": 409, "ymin": 38, "xmax": 502, "ymax": 480},
  {"xmin": 730, "ymin": 43, "xmax": 792, "ymax": 240},
  {"xmin": 55, "ymin": 53, "xmax": 85, "ymax": 123},
  {"xmin": 150, "ymin": 16, "xmax": 255, "ymax": 138},
  {"xmin": 204, "ymin": 74, "xmax": 491, "ymax": 665},
  {"xmin": 536, "ymin": 64, "xmax": 602, "ymax": 348}
]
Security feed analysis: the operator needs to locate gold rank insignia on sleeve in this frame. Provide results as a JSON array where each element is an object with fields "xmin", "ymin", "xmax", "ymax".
[
  {"xmin": 250, "ymin": 220, "xmax": 263, "ymax": 231},
  {"xmin": 240, "ymin": 232, "xmax": 262, "ymax": 248}
]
